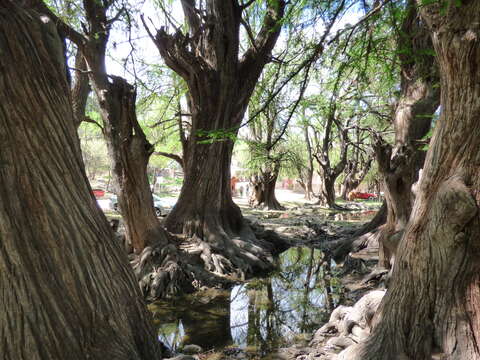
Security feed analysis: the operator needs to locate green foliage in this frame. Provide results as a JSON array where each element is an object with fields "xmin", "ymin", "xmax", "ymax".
[
  {"xmin": 78, "ymin": 119, "xmax": 110, "ymax": 180},
  {"xmin": 196, "ymin": 129, "xmax": 237, "ymax": 144},
  {"xmin": 62, "ymin": 0, "xmax": 424, "ymax": 198}
]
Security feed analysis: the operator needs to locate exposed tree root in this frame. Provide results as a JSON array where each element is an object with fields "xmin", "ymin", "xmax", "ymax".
[
  {"xmin": 309, "ymin": 290, "xmax": 386, "ymax": 359},
  {"xmin": 331, "ymin": 203, "xmax": 387, "ymax": 262},
  {"xmin": 131, "ymin": 242, "xmax": 195, "ymax": 301},
  {"xmin": 122, "ymin": 219, "xmax": 289, "ymax": 301}
]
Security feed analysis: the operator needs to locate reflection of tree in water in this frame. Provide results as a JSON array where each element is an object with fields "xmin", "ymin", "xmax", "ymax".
[
  {"xmin": 149, "ymin": 247, "xmax": 344, "ymax": 355},
  {"xmin": 231, "ymin": 247, "xmax": 344, "ymax": 355},
  {"xmin": 245, "ymin": 279, "xmax": 281, "ymax": 355},
  {"xmin": 150, "ymin": 290, "xmax": 233, "ymax": 352}
]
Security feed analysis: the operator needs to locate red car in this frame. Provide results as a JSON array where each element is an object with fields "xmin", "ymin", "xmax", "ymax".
[
  {"xmin": 92, "ymin": 189, "xmax": 105, "ymax": 198},
  {"xmin": 348, "ymin": 191, "xmax": 377, "ymax": 200}
]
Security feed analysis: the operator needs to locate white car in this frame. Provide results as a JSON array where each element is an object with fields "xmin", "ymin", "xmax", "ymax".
[
  {"xmin": 96, "ymin": 199, "xmax": 114, "ymax": 211},
  {"xmin": 111, "ymin": 194, "xmax": 167, "ymax": 217}
]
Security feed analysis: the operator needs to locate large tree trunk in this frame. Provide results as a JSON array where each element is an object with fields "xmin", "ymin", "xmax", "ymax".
[
  {"xmin": 0, "ymin": 5, "xmax": 162, "ymax": 359},
  {"xmin": 342, "ymin": 1, "xmax": 480, "ymax": 359},
  {"xmin": 332, "ymin": 2, "xmax": 439, "ymax": 264},
  {"xmin": 99, "ymin": 78, "xmax": 196, "ymax": 300},
  {"xmin": 341, "ymin": 158, "xmax": 373, "ymax": 200},
  {"xmin": 101, "ymin": 77, "xmax": 167, "ymax": 254},
  {"xmin": 341, "ymin": 174, "xmax": 359, "ymax": 201},
  {"xmin": 165, "ymin": 139, "xmax": 275, "ymax": 276},
  {"xmin": 250, "ymin": 164, "xmax": 285, "ymax": 210},
  {"xmin": 323, "ymin": 178, "xmax": 336, "ymax": 208},
  {"xmin": 29, "ymin": 0, "xmax": 192, "ymax": 301},
  {"xmin": 150, "ymin": 0, "xmax": 287, "ymax": 279},
  {"xmin": 373, "ymin": 2, "xmax": 440, "ymax": 267},
  {"xmin": 314, "ymin": 113, "xmax": 350, "ymax": 210},
  {"xmin": 319, "ymin": 173, "xmax": 341, "ymax": 209},
  {"xmin": 64, "ymin": 0, "xmax": 169, "ymax": 255}
]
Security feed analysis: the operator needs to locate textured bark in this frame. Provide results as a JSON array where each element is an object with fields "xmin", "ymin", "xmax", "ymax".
[
  {"xmin": 164, "ymin": 140, "xmax": 275, "ymax": 276},
  {"xmin": 333, "ymin": 2, "xmax": 439, "ymax": 264},
  {"xmin": 0, "ymin": 4, "xmax": 162, "ymax": 359},
  {"xmin": 250, "ymin": 164, "xmax": 284, "ymax": 210},
  {"xmin": 319, "ymin": 174, "xmax": 340, "ymax": 209},
  {"xmin": 374, "ymin": 2, "xmax": 440, "ymax": 267},
  {"xmin": 71, "ymin": 50, "xmax": 91, "ymax": 128},
  {"xmin": 100, "ymin": 77, "xmax": 167, "ymax": 253},
  {"xmin": 29, "ymin": 0, "xmax": 190, "ymax": 300},
  {"xmin": 148, "ymin": 0, "xmax": 286, "ymax": 277},
  {"xmin": 76, "ymin": 0, "xmax": 167, "ymax": 254},
  {"xmin": 346, "ymin": 1, "xmax": 480, "ymax": 359}
]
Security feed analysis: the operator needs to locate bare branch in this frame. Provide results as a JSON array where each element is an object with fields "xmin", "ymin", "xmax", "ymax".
[
  {"xmin": 68, "ymin": 66, "xmax": 92, "ymax": 74},
  {"xmin": 239, "ymin": 0, "xmax": 286, "ymax": 80},
  {"xmin": 154, "ymin": 152, "xmax": 184, "ymax": 168},
  {"xmin": 107, "ymin": 5, "xmax": 126, "ymax": 26},
  {"xmin": 240, "ymin": 0, "xmax": 256, "ymax": 11},
  {"xmin": 240, "ymin": 18, "xmax": 258, "ymax": 51},
  {"xmin": 141, "ymin": 15, "xmax": 202, "ymax": 79},
  {"xmin": 84, "ymin": 116, "xmax": 103, "ymax": 130},
  {"xmin": 327, "ymin": 0, "xmax": 393, "ymax": 46}
]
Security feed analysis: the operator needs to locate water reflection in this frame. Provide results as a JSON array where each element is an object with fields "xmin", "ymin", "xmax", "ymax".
[
  {"xmin": 150, "ymin": 247, "xmax": 344, "ymax": 355},
  {"xmin": 149, "ymin": 290, "xmax": 233, "ymax": 352}
]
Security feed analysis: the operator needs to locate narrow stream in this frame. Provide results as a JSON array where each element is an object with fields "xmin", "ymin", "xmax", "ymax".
[{"xmin": 149, "ymin": 247, "xmax": 345, "ymax": 357}]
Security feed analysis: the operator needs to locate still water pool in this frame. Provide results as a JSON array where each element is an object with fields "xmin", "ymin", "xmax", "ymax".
[{"xmin": 149, "ymin": 247, "xmax": 344, "ymax": 356}]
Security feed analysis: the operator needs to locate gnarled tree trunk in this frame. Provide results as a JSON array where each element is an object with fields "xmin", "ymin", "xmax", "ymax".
[
  {"xmin": 250, "ymin": 163, "xmax": 284, "ymax": 210},
  {"xmin": 313, "ymin": 109, "xmax": 351, "ymax": 210},
  {"xmin": 0, "ymin": 4, "xmax": 162, "ymax": 359},
  {"xmin": 332, "ymin": 2, "xmax": 439, "ymax": 263},
  {"xmin": 165, "ymin": 137, "xmax": 275, "ymax": 275},
  {"xmin": 322, "ymin": 176, "xmax": 337, "ymax": 208},
  {"xmin": 76, "ymin": 0, "xmax": 167, "ymax": 254},
  {"xmin": 318, "ymin": 171, "xmax": 342, "ymax": 209},
  {"xmin": 148, "ymin": 0, "xmax": 287, "ymax": 278},
  {"xmin": 343, "ymin": 1, "xmax": 480, "ymax": 359},
  {"xmin": 100, "ymin": 77, "xmax": 167, "ymax": 253},
  {"xmin": 31, "ymin": 0, "xmax": 194, "ymax": 301},
  {"xmin": 373, "ymin": 2, "xmax": 440, "ymax": 267}
]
